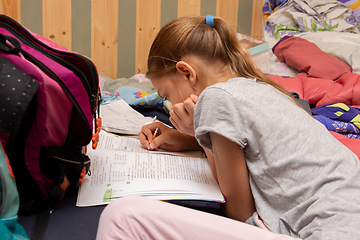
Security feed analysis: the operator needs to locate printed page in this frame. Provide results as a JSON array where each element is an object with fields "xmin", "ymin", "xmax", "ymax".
[
  {"xmin": 96, "ymin": 130, "xmax": 205, "ymax": 158},
  {"xmin": 77, "ymin": 143, "xmax": 224, "ymax": 207},
  {"xmin": 100, "ymin": 99, "xmax": 154, "ymax": 135}
]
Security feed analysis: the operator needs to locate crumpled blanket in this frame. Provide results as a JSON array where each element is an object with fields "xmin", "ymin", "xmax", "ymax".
[
  {"xmin": 265, "ymin": 0, "xmax": 360, "ymax": 40},
  {"xmin": 270, "ymin": 36, "xmax": 360, "ymax": 108},
  {"xmin": 99, "ymin": 73, "xmax": 171, "ymax": 113},
  {"xmin": 311, "ymin": 103, "xmax": 360, "ymax": 139},
  {"xmin": 269, "ymin": 36, "xmax": 360, "ymax": 158},
  {"xmin": 296, "ymin": 31, "xmax": 360, "ymax": 74}
]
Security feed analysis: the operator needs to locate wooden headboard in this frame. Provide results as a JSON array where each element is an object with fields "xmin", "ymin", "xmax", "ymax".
[{"xmin": 0, "ymin": 0, "xmax": 261, "ymax": 79}]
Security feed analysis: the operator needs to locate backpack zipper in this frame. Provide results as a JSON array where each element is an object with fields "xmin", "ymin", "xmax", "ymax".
[
  {"xmin": 0, "ymin": 16, "xmax": 98, "ymax": 115},
  {"xmin": 20, "ymin": 51, "xmax": 92, "ymax": 133}
]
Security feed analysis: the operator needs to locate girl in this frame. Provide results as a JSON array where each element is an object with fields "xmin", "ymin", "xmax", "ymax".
[{"xmin": 96, "ymin": 16, "xmax": 360, "ymax": 240}]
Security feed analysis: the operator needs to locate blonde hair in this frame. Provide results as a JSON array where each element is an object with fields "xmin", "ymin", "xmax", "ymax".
[{"xmin": 146, "ymin": 16, "xmax": 300, "ymax": 107}]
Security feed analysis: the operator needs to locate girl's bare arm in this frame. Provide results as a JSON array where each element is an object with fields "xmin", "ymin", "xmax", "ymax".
[{"xmin": 209, "ymin": 132, "xmax": 255, "ymax": 222}]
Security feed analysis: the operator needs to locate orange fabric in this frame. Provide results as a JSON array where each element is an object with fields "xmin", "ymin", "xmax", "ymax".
[{"xmin": 92, "ymin": 117, "xmax": 102, "ymax": 149}]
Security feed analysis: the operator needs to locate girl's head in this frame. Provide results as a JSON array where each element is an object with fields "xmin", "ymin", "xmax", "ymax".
[{"xmin": 146, "ymin": 16, "xmax": 300, "ymax": 106}]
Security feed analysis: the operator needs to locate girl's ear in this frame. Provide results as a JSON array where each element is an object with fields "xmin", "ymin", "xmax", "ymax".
[{"xmin": 176, "ymin": 61, "xmax": 197, "ymax": 85}]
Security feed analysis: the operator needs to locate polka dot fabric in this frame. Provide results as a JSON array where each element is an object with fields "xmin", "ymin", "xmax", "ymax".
[{"xmin": 0, "ymin": 56, "xmax": 39, "ymax": 134}]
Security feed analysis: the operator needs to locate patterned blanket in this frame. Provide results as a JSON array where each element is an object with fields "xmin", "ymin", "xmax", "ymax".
[{"xmin": 263, "ymin": 0, "xmax": 360, "ymax": 40}]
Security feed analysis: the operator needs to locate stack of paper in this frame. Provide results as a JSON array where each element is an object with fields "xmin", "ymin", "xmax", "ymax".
[{"xmin": 100, "ymin": 99, "xmax": 154, "ymax": 135}]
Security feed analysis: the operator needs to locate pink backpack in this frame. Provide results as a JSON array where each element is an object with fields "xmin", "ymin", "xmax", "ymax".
[{"xmin": 0, "ymin": 14, "xmax": 101, "ymax": 215}]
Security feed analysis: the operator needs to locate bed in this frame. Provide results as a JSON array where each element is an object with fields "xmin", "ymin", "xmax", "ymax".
[{"xmin": 17, "ymin": 1, "xmax": 360, "ymax": 239}]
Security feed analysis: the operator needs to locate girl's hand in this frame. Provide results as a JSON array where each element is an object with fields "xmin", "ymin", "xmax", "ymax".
[
  {"xmin": 169, "ymin": 94, "xmax": 198, "ymax": 136},
  {"xmin": 139, "ymin": 121, "xmax": 201, "ymax": 152}
]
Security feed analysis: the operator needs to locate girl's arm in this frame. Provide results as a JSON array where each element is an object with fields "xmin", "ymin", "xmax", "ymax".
[{"xmin": 209, "ymin": 132, "xmax": 255, "ymax": 222}]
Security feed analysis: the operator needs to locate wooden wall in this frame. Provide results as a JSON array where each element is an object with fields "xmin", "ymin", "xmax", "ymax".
[{"xmin": 0, "ymin": 0, "xmax": 255, "ymax": 79}]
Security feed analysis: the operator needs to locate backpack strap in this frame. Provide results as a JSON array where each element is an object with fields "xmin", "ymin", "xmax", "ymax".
[
  {"xmin": 0, "ymin": 34, "xmax": 21, "ymax": 55},
  {"xmin": 40, "ymin": 146, "xmax": 91, "ymax": 186},
  {"xmin": 30, "ymin": 207, "xmax": 51, "ymax": 240},
  {"xmin": 18, "ymin": 185, "xmax": 65, "ymax": 215}
]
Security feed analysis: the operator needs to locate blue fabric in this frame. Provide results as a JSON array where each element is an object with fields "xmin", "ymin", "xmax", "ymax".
[
  {"xmin": 312, "ymin": 103, "xmax": 360, "ymax": 139},
  {"xmin": 101, "ymin": 86, "xmax": 169, "ymax": 113},
  {"xmin": 313, "ymin": 115, "xmax": 360, "ymax": 134},
  {"xmin": 264, "ymin": 0, "xmax": 289, "ymax": 14},
  {"xmin": 1, "ymin": 217, "xmax": 29, "ymax": 240},
  {"xmin": 0, "ymin": 143, "xmax": 29, "ymax": 240},
  {"xmin": 342, "ymin": 133, "xmax": 360, "ymax": 139},
  {"xmin": 311, "ymin": 103, "xmax": 360, "ymax": 126}
]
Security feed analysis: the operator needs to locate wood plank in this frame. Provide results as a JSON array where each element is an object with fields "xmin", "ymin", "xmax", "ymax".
[
  {"xmin": 42, "ymin": 0, "xmax": 72, "ymax": 50},
  {"xmin": 135, "ymin": 0, "xmax": 161, "ymax": 75},
  {"xmin": 91, "ymin": 0, "xmax": 119, "ymax": 79},
  {"xmin": 251, "ymin": 0, "xmax": 263, "ymax": 39},
  {"xmin": 216, "ymin": 0, "xmax": 239, "ymax": 32},
  {"xmin": 0, "ymin": 0, "xmax": 21, "ymax": 23},
  {"xmin": 177, "ymin": 0, "xmax": 201, "ymax": 17}
]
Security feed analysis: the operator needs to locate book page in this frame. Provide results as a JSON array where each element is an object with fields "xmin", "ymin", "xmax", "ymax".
[
  {"xmin": 77, "ymin": 149, "xmax": 224, "ymax": 206},
  {"xmin": 96, "ymin": 130, "xmax": 205, "ymax": 158},
  {"xmin": 77, "ymin": 131, "xmax": 223, "ymax": 207}
]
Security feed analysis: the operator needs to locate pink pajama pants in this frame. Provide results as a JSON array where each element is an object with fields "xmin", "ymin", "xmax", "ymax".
[{"xmin": 96, "ymin": 195, "xmax": 300, "ymax": 240}]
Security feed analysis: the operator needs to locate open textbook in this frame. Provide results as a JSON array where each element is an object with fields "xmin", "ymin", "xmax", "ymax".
[{"xmin": 77, "ymin": 130, "xmax": 225, "ymax": 207}]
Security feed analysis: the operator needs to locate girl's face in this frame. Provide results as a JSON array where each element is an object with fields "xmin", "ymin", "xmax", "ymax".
[{"xmin": 151, "ymin": 73, "xmax": 194, "ymax": 105}]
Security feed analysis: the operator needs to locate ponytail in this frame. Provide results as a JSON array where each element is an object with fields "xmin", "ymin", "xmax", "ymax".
[{"xmin": 147, "ymin": 16, "xmax": 302, "ymax": 107}]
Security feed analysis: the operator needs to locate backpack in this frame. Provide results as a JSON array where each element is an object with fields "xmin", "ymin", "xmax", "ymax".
[
  {"xmin": 0, "ymin": 141, "xmax": 30, "ymax": 239},
  {"xmin": 0, "ymin": 14, "xmax": 101, "ymax": 215}
]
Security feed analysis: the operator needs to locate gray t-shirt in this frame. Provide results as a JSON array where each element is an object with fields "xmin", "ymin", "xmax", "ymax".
[{"xmin": 194, "ymin": 77, "xmax": 360, "ymax": 240}]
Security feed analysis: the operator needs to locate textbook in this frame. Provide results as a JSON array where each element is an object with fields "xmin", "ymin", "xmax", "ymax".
[
  {"xmin": 236, "ymin": 33, "xmax": 269, "ymax": 56},
  {"xmin": 77, "ymin": 130, "xmax": 225, "ymax": 207},
  {"xmin": 236, "ymin": 33, "xmax": 270, "ymax": 73}
]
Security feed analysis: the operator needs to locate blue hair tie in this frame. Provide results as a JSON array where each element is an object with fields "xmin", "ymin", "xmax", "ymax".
[{"xmin": 206, "ymin": 15, "xmax": 214, "ymax": 27}]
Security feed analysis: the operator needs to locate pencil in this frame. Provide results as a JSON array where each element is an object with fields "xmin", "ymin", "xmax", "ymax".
[
  {"xmin": 148, "ymin": 116, "xmax": 158, "ymax": 150},
  {"xmin": 152, "ymin": 127, "xmax": 159, "ymax": 139}
]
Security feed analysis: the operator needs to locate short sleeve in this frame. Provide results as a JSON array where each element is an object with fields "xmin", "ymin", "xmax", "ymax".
[{"xmin": 194, "ymin": 86, "xmax": 248, "ymax": 151}]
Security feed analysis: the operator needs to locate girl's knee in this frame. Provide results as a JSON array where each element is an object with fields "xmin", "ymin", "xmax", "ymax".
[
  {"xmin": 99, "ymin": 195, "xmax": 156, "ymax": 222},
  {"xmin": 97, "ymin": 196, "xmax": 161, "ymax": 240}
]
